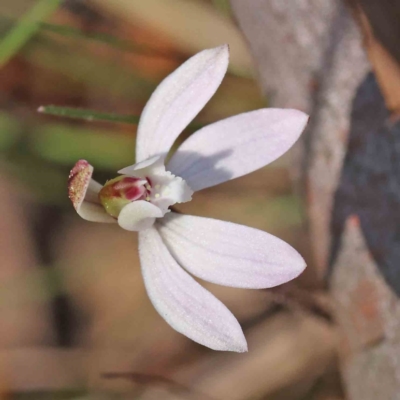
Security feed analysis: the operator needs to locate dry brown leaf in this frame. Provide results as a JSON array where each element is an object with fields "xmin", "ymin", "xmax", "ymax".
[{"xmin": 354, "ymin": 5, "xmax": 400, "ymax": 114}]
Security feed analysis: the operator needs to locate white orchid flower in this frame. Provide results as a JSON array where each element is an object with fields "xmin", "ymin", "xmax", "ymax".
[{"xmin": 68, "ymin": 45, "xmax": 308, "ymax": 352}]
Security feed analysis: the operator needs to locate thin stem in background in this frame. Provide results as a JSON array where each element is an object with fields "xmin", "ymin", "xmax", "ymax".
[
  {"xmin": 0, "ymin": 0, "xmax": 62, "ymax": 68},
  {"xmin": 38, "ymin": 105, "xmax": 141, "ymax": 125}
]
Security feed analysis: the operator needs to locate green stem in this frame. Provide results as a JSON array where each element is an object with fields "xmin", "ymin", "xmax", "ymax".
[
  {"xmin": 38, "ymin": 105, "xmax": 141, "ymax": 124},
  {"xmin": 0, "ymin": 0, "xmax": 62, "ymax": 67}
]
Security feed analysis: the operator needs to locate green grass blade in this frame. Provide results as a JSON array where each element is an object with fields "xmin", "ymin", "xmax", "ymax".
[
  {"xmin": 0, "ymin": 0, "xmax": 62, "ymax": 67},
  {"xmin": 38, "ymin": 105, "xmax": 141, "ymax": 124},
  {"xmin": 38, "ymin": 105, "xmax": 206, "ymax": 133}
]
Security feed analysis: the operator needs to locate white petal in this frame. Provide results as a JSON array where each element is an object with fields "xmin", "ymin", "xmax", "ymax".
[
  {"xmin": 68, "ymin": 160, "xmax": 115, "ymax": 223},
  {"xmin": 118, "ymin": 200, "xmax": 163, "ymax": 231},
  {"xmin": 167, "ymin": 109, "xmax": 309, "ymax": 191},
  {"xmin": 139, "ymin": 227, "xmax": 247, "ymax": 352},
  {"xmin": 157, "ymin": 213, "xmax": 306, "ymax": 289},
  {"xmin": 136, "ymin": 45, "xmax": 229, "ymax": 162}
]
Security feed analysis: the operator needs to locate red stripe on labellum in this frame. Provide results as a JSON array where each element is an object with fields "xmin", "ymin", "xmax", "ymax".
[
  {"xmin": 114, "ymin": 177, "xmax": 147, "ymax": 201},
  {"xmin": 98, "ymin": 175, "xmax": 148, "ymax": 218}
]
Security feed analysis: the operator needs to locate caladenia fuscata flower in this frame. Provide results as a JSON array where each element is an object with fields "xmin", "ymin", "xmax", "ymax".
[{"xmin": 68, "ymin": 44, "xmax": 309, "ymax": 352}]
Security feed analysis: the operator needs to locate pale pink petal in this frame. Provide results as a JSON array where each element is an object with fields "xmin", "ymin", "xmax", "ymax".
[
  {"xmin": 157, "ymin": 213, "xmax": 306, "ymax": 289},
  {"xmin": 118, "ymin": 200, "xmax": 163, "ymax": 231},
  {"xmin": 167, "ymin": 109, "xmax": 309, "ymax": 191},
  {"xmin": 139, "ymin": 227, "xmax": 247, "ymax": 352},
  {"xmin": 136, "ymin": 45, "xmax": 229, "ymax": 162},
  {"xmin": 68, "ymin": 160, "xmax": 115, "ymax": 223}
]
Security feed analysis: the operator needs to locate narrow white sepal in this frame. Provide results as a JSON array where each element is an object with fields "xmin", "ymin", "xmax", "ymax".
[
  {"xmin": 139, "ymin": 227, "xmax": 248, "ymax": 352},
  {"xmin": 157, "ymin": 213, "xmax": 306, "ymax": 289},
  {"xmin": 136, "ymin": 45, "xmax": 229, "ymax": 162},
  {"xmin": 78, "ymin": 197, "xmax": 117, "ymax": 223},
  {"xmin": 118, "ymin": 200, "xmax": 163, "ymax": 231},
  {"xmin": 167, "ymin": 108, "xmax": 309, "ymax": 191}
]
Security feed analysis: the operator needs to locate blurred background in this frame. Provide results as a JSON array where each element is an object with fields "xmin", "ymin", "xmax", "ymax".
[{"xmin": 2, "ymin": 0, "xmax": 399, "ymax": 399}]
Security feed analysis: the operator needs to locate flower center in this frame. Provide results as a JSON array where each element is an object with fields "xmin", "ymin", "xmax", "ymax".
[
  {"xmin": 98, "ymin": 156, "xmax": 194, "ymax": 220},
  {"xmin": 98, "ymin": 176, "xmax": 148, "ymax": 218}
]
